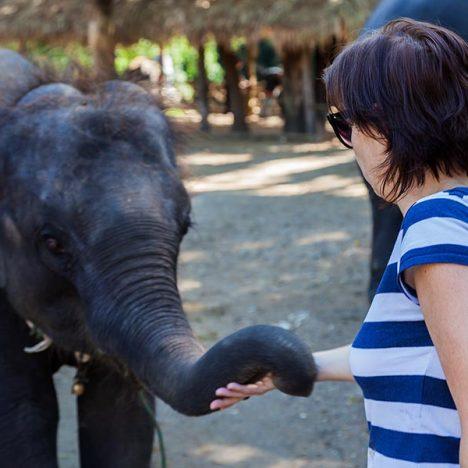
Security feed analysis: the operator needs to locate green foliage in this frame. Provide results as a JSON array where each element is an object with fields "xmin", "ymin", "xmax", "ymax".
[
  {"xmin": 115, "ymin": 39, "xmax": 160, "ymax": 75},
  {"xmin": 3, "ymin": 34, "xmax": 228, "ymax": 102},
  {"xmin": 164, "ymin": 107, "xmax": 186, "ymax": 117},
  {"xmin": 114, "ymin": 36, "xmax": 224, "ymax": 101},
  {"xmin": 166, "ymin": 36, "xmax": 198, "ymax": 83},
  {"xmin": 0, "ymin": 41, "xmax": 20, "ymax": 51},
  {"xmin": 15, "ymin": 42, "xmax": 93, "ymax": 71},
  {"xmin": 115, "ymin": 36, "xmax": 203, "ymax": 102},
  {"xmin": 204, "ymin": 39, "xmax": 224, "ymax": 84},
  {"xmin": 231, "ymin": 36, "xmax": 246, "ymax": 53}
]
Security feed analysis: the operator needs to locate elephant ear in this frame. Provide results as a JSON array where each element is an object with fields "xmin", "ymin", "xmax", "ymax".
[
  {"xmin": 0, "ymin": 210, "xmax": 13, "ymax": 290},
  {"xmin": 0, "ymin": 49, "xmax": 42, "ymax": 106},
  {"xmin": 0, "ymin": 246, "xmax": 5, "ymax": 289}
]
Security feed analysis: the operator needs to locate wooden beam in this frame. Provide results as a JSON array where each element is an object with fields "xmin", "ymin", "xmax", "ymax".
[
  {"xmin": 218, "ymin": 42, "xmax": 248, "ymax": 133},
  {"xmin": 196, "ymin": 43, "xmax": 210, "ymax": 132},
  {"xmin": 301, "ymin": 46, "xmax": 316, "ymax": 134},
  {"xmin": 88, "ymin": 0, "xmax": 117, "ymax": 80}
]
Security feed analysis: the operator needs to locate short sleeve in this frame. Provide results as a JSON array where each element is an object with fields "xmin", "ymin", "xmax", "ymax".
[{"xmin": 397, "ymin": 196, "xmax": 468, "ymax": 304}]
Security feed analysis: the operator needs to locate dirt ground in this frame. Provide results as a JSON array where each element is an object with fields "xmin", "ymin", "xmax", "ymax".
[{"xmin": 56, "ymin": 126, "xmax": 372, "ymax": 467}]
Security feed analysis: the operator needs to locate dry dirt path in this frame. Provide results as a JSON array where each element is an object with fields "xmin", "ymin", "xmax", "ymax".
[{"xmin": 56, "ymin": 135, "xmax": 372, "ymax": 467}]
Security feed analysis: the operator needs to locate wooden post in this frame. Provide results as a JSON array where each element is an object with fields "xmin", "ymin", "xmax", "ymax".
[
  {"xmin": 88, "ymin": 0, "xmax": 117, "ymax": 80},
  {"xmin": 18, "ymin": 38, "xmax": 27, "ymax": 55},
  {"xmin": 157, "ymin": 44, "xmax": 165, "ymax": 86},
  {"xmin": 196, "ymin": 43, "xmax": 210, "ymax": 132},
  {"xmin": 246, "ymin": 41, "xmax": 258, "ymax": 114},
  {"xmin": 281, "ymin": 46, "xmax": 303, "ymax": 133},
  {"xmin": 315, "ymin": 39, "xmax": 336, "ymax": 137},
  {"xmin": 301, "ymin": 45, "xmax": 316, "ymax": 135},
  {"xmin": 218, "ymin": 42, "xmax": 248, "ymax": 133}
]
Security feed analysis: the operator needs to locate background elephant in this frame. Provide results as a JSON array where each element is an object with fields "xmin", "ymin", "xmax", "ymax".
[
  {"xmin": 0, "ymin": 49, "xmax": 316, "ymax": 468},
  {"xmin": 361, "ymin": 0, "xmax": 468, "ymax": 301}
]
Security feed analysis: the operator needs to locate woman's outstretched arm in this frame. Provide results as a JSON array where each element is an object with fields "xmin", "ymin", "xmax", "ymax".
[
  {"xmin": 210, "ymin": 343, "xmax": 354, "ymax": 411},
  {"xmin": 314, "ymin": 344, "xmax": 355, "ymax": 382}
]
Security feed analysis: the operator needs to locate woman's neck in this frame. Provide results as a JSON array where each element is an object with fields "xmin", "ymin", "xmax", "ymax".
[{"xmin": 397, "ymin": 173, "xmax": 468, "ymax": 216}]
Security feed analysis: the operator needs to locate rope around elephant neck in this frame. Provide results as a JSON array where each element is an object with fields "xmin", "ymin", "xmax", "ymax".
[{"xmin": 138, "ymin": 390, "xmax": 167, "ymax": 468}]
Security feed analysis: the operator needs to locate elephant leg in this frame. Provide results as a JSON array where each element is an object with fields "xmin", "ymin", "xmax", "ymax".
[
  {"xmin": 0, "ymin": 292, "xmax": 59, "ymax": 468},
  {"xmin": 364, "ymin": 177, "xmax": 402, "ymax": 301},
  {"xmin": 77, "ymin": 360, "xmax": 155, "ymax": 468}
]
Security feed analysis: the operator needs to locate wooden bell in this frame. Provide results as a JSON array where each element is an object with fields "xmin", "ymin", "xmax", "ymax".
[{"xmin": 72, "ymin": 380, "xmax": 85, "ymax": 396}]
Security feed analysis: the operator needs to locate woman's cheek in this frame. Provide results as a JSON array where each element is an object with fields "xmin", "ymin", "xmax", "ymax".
[
  {"xmin": 355, "ymin": 154, "xmax": 382, "ymax": 195},
  {"xmin": 354, "ymin": 149, "xmax": 371, "ymax": 180}
]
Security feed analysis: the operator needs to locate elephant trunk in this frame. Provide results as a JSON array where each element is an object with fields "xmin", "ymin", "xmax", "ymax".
[{"xmin": 79, "ymin": 222, "xmax": 317, "ymax": 416}]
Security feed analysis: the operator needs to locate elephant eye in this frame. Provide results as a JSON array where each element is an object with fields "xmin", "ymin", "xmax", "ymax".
[
  {"xmin": 43, "ymin": 236, "xmax": 65, "ymax": 254},
  {"xmin": 37, "ymin": 224, "xmax": 73, "ymax": 274}
]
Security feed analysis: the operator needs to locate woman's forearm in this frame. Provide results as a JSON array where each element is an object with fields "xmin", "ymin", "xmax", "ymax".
[{"xmin": 313, "ymin": 344, "xmax": 355, "ymax": 382}]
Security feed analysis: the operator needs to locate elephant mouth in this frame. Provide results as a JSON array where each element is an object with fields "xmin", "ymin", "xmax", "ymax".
[{"xmin": 24, "ymin": 299, "xmax": 98, "ymax": 355}]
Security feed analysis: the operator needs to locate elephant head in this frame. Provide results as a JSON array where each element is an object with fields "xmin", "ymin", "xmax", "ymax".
[{"xmin": 0, "ymin": 49, "xmax": 316, "ymax": 416}]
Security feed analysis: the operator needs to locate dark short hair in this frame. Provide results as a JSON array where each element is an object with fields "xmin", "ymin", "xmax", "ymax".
[{"xmin": 323, "ymin": 18, "xmax": 468, "ymax": 201}]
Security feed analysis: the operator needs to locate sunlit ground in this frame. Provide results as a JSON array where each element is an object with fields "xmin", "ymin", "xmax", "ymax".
[{"xmin": 169, "ymin": 128, "xmax": 370, "ymax": 467}]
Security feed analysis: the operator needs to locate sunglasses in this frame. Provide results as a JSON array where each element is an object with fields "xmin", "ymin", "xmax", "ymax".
[{"xmin": 326, "ymin": 111, "xmax": 353, "ymax": 148}]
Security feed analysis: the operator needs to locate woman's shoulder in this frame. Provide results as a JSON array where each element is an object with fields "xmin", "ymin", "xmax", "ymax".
[
  {"xmin": 402, "ymin": 186, "xmax": 468, "ymax": 236},
  {"xmin": 398, "ymin": 186, "xmax": 468, "ymax": 288}
]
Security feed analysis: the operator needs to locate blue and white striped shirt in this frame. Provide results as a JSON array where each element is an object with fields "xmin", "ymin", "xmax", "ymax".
[{"xmin": 350, "ymin": 186, "xmax": 468, "ymax": 467}]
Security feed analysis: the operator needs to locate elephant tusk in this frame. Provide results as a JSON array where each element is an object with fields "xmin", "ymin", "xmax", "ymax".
[
  {"xmin": 23, "ymin": 319, "xmax": 53, "ymax": 353},
  {"xmin": 24, "ymin": 336, "xmax": 53, "ymax": 353}
]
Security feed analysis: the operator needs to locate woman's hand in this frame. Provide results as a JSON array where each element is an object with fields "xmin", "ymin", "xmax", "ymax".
[
  {"xmin": 209, "ymin": 344, "xmax": 355, "ymax": 411},
  {"xmin": 210, "ymin": 373, "xmax": 275, "ymax": 411}
]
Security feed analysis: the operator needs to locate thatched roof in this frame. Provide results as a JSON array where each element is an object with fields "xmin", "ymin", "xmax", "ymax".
[
  {"xmin": 153, "ymin": 0, "xmax": 378, "ymax": 47},
  {"xmin": 0, "ymin": 0, "xmax": 88, "ymax": 43},
  {"xmin": 0, "ymin": 0, "xmax": 378, "ymax": 48},
  {"xmin": 261, "ymin": 0, "xmax": 378, "ymax": 48},
  {"xmin": 0, "ymin": 0, "xmax": 171, "ymax": 44}
]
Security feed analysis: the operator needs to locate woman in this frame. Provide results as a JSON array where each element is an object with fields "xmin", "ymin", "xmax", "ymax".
[{"xmin": 210, "ymin": 19, "xmax": 468, "ymax": 467}]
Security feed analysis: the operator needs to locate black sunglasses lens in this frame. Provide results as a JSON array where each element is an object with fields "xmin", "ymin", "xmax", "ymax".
[
  {"xmin": 328, "ymin": 113, "xmax": 352, "ymax": 148},
  {"xmin": 335, "ymin": 119, "xmax": 352, "ymax": 145}
]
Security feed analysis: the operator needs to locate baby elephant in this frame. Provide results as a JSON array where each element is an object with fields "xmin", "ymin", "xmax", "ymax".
[{"xmin": 0, "ymin": 49, "xmax": 316, "ymax": 468}]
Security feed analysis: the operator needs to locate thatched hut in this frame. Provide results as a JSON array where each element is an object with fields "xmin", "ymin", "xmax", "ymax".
[
  {"xmin": 0, "ymin": 0, "xmax": 177, "ymax": 79},
  {"xmin": 262, "ymin": 0, "xmax": 376, "ymax": 133},
  {"xmin": 162, "ymin": 0, "xmax": 268, "ymax": 132},
  {"xmin": 166, "ymin": 0, "xmax": 377, "ymax": 134},
  {"xmin": 0, "ymin": 0, "xmax": 110, "ymax": 76},
  {"xmin": 0, "ymin": 0, "xmax": 86, "ymax": 45},
  {"xmin": 0, "ymin": 0, "xmax": 377, "ymax": 132}
]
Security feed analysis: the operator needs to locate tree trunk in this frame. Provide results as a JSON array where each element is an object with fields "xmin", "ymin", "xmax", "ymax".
[
  {"xmin": 18, "ymin": 38, "xmax": 27, "ymax": 55},
  {"xmin": 218, "ymin": 43, "xmax": 248, "ymax": 133},
  {"xmin": 157, "ymin": 44, "xmax": 165, "ymax": 86},
  {"xmin": 301, "ymin": 46, "xmax": 316, "ymax": 134},
  {"xmin": 315, "ymin": 37, "xmax": 337, "ymax": 137},
  {"xmin": 88, "ymin": 0, "xmax": 117, "ymax": 81},
  {"xmin": 246, "ymin": 42, "xmax": 258, "ymax": 114},
  {"xmin": 280, "ymin": 47, "xmax": 304, "ymax": 133},
  {"xmin": 196, "ymin": 43, "xmax": 210, "ymax": 132}
]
